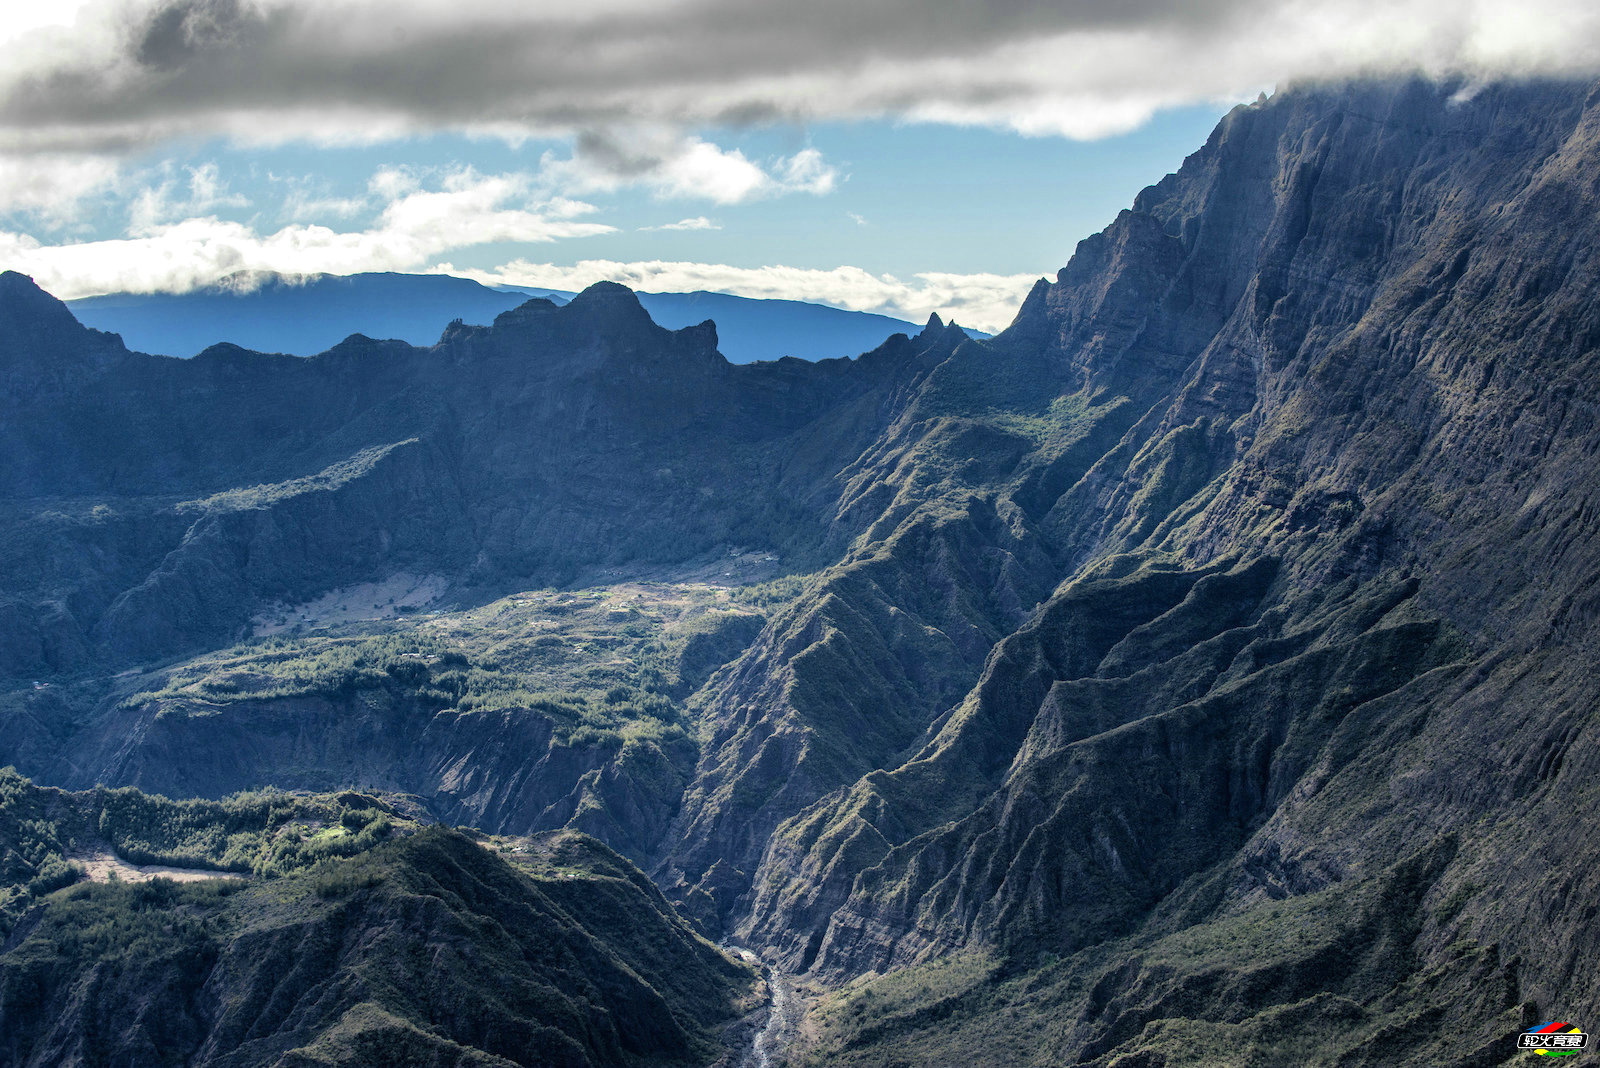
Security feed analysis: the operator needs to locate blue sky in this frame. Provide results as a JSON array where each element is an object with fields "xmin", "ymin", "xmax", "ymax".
[
  {"xmin": 0, "ymin": 0, "xmax": 1592, "ymax": 332},
  {"xmin": 195, "ymin": 107, "xmax": 1232, "ymax": 278},
  {"xmin": 3, "ymin": 106, "xmax": 1229, "ymax": 331}
]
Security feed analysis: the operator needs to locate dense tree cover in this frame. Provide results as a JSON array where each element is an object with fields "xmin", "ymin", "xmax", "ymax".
[
  {"xmin": 0, "ymin": 817, "xmax": 755, "ymax": 1067},
  {"xmin": 0, "ymin": 767, "xmax": 415, "ymax": 936}
]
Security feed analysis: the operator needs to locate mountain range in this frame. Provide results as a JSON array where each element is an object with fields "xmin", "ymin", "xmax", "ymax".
[
  {"xmin": 67, "ymin": 272, "xmax": 936, "ymax": 364},
  {"xmin": 4, "ymin": 74, "xmax": 1600, "ymax": 1066}
]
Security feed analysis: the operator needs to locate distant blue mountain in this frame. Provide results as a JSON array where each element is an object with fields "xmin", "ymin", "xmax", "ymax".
[
  {"xmin": 66, "ymin": 272, "xmax": 959, "ymax": 364},
  {"xmin": 68, "ymin": 273, "xmax": 554, "ymax": 360}
]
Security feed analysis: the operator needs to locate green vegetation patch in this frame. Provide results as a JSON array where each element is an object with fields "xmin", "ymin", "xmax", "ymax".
[
  {"xmin": 0, "ymin": 767, "xmax": 419, "ymax": 937},
  {"xmin": 0, "ymin": 822, "xmax": 756, "ymax": 1068},
  {"xmin": 123, "ymin": 580, "xmax": 780, "ymax": 749},
  {"xmin": 177, "ymin": 439, "xmax": 418, "ymax": 514},
  {"xmin": 804, "ymin": 842, "xmax": 1525, "ymax": 1067}
]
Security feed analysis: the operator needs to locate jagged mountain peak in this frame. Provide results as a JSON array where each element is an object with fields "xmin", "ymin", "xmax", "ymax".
[
  {"xmin": 0, "ymin": 271, "xmax": 90, "ymax": 335},
  {"xmin": 0, "ymin": 269, "xmax": 42, "ymax": 293},
  {"xmin": 558, "ymin": 280, "xmax": 661, "ymax": 332},
  {"xmin": 0, "ymin": 270, "xmax": 127, "ymax": 370},
  {"xmin": 463, "ymin": 281, "xmax": 725, "ymax": 367},
  {"xmin": 907, "ymin": 310, "xmax": 976, "ymax": 355},
  {"xmin": 474, "ymin": 281, "xmax": 651, "ymax": 339},
  {"xmin": 567, "ymin": 278, "xmax": 648, "ymax": 308}
]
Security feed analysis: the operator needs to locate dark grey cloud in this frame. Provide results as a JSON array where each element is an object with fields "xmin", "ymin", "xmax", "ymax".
[
  {"xmin": 135, "ymin": 0, "xmax": 248, "ymax": 70},
  {"xmin": 1, "ymin": 0, "xmax": 1597, "ymax": 153},
  {"xmin": 572, "ymin": 131, "xmax": 680, "ymax": 181}
]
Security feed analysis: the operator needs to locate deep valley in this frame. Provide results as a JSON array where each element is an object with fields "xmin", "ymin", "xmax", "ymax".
[{"xmin": 5, "ymin": 75, "xmax": 1600, "ymax": 1066}]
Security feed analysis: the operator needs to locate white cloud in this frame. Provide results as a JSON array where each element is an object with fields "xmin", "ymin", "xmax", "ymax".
[
  {"xmin": 652, "ymin": 141, "xmax": 772, "ymax": 203},
  {"xmin": 129, "ymin": 161, "xmax": 249, "ymax": 231},
  {"xmin": 279, "ymin": 190, "xmax": 368, "ymax": 221},
  {"xmin": 0, "ymin": 0, "xmax": 92, "ymax": 48},
  {"xmin": 775, "ymin": 148, "xmax": 836, "ymax": 195},
  {"xmin": 269, "ymin": 169, "xmax": 375, "ymax": 222},
  {"xmin": 373, "ymin": 169, "xmax": 579, "ymax": 252},
  {"xmin": 642, "ymin": 216, "xmax": 720, "ymax": 232},
  {"xmin": 2, "ymin": 168, "xmax": 615, "ymax": 298},
  {"xmin": 0, "ymin": 152, "xmax": 121, "ymax": 224},
  {"xmin": 437, "ymin": 257, "xmax": 1040, "ymax": 334},
  {"xmin": 368, "ymin": 166, "xmax": 421, "ymax": 200},
  {"xmin": 541, "ymin": 134, "xmax": 840, "ymax": 205}
]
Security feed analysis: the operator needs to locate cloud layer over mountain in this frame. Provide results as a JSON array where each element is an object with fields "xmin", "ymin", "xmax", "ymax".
[
  {"xmin": 2, "ymin": 0, "xmax": 1597, "ymax": 331},
  {"xmin": 4, "ymin": 0, "xmax": 1598, "ymax": 156}
]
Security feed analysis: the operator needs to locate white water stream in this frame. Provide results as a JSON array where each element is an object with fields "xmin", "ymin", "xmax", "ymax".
[{"xmin": 728, "ymin": 947, "xmax": 798, "ymax": 1068}]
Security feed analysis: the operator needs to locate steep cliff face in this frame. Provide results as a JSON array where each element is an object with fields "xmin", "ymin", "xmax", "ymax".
[
  {"xmin": 736, "ymin": 77, "xmax": 1600, "ymax": 1064},
  {"xmin": 72, "ymin": 690, "xmax": 699, "ymax": 864}
]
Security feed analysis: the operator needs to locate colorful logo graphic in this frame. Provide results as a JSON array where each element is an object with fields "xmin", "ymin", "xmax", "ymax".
[{"xmin": 1520, "ymin": 1023, "xmax": 1588, "ymax": 1056}]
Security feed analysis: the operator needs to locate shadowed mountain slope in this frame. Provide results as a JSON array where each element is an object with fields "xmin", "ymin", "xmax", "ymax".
[
  {"xmin": 719, "ymin": 76, "xmax": 1600, "ymax": 1065},
  {"xmin": 0, "ymin": 278, "xmax": 966, "ymax": 679},
  {"xmin": 0, "ymin": 771, "xmax": 754, "ymax": 1068},
  {"xmin": 4, "ymin": 74, "xmax": 1600, "ymax": 1067}
]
